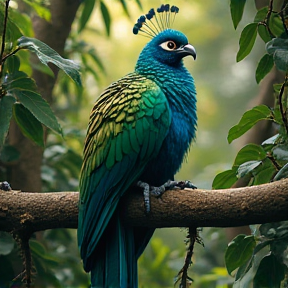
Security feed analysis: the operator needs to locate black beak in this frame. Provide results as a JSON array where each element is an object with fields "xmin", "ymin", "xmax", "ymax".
[{"xmin": 176, "ymin": 44, "xmax": 197, "ymax": 60}]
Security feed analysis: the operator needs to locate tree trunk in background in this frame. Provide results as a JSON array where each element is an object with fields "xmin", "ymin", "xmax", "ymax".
[
  {"xmin": 7, "ymin": 0, "xmax": 81, "ymax": 192},
  {"xmin": 226, "ymin": 0, "xmax": 285, "ymax": 241}
]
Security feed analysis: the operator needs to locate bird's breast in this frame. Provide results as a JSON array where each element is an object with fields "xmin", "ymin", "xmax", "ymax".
[{"xmin": 140, "ymin": 106, "xmax": 197, "ymax": 186}]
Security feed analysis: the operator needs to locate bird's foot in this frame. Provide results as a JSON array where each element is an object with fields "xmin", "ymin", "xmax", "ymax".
[
  {"xmin": 171, "ymin": 180, "xmax": 197, "ymax": 190},
  {"xmin": 0, "ymin": 181, "xmax": 12, "ymax": 191},
  {"xmin": 137, "ymin": 180, "xmax": 197, "ymax": 214}
]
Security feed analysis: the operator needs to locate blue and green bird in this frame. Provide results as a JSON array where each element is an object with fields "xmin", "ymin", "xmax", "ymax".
[{"xmin": 78, "ymin": 5, "xmax": 197, "ymax": 288}]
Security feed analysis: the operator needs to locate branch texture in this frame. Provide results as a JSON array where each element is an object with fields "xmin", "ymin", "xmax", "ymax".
[{"xmin": 0, "ymin": 179, "xmax": 288, "ymax": 234}]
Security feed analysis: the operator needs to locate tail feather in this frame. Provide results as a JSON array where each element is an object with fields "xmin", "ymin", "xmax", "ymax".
[{"xmin": 90, "ymin": 211, "xmax": 138, "ymax": 288}]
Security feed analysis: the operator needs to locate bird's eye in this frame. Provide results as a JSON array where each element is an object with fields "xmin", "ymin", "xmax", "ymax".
[{"xmin": 160, "ymin": 41, "xmax": 177, "ymax": 51}]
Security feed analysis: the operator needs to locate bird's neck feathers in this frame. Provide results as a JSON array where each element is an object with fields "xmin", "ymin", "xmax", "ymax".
[
  {"xmin": 135, "ymin": 50, "xmax": 196, "ymax": 119},
  {"xmin": 135, "ymin": 43, "xmax": 193, "ymax": 83},
  {"xmin": 135, "ymin": 46, "xmax": 196, "ymax": 101}
]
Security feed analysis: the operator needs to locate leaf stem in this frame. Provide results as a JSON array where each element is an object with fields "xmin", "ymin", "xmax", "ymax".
[
  {"xmin": 0, "ymin": 0, "xmax": 10, "ymax": 76},
  {"xmin": 267, "ymin": 152, "xmax": 281, "ymax": 171},
  {"xmin": 278, "ymin": 76, "xmax": 288, "ymax": 135},
  {"xmin": 264, "ymin": 0, "xmax": 276, "ymax": 38},
  {"xmin": 1, "ymin": 47, "xmax": 21, "ymax": 63}
]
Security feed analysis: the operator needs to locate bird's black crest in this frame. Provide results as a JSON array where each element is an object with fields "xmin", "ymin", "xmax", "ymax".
[{"xmin": 133, "ymin": 4, "xmax": 179, "ymax": 38}]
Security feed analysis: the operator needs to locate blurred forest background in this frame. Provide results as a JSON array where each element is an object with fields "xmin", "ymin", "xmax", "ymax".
[{"xmin": 0, "ymin": 0, "xmax": 272, "ymax": 287}]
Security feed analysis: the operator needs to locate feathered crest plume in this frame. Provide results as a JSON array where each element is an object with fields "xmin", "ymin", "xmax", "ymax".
[{"xmin": 133, "ymin": 4, "xmax": 179, "ymax": 38}]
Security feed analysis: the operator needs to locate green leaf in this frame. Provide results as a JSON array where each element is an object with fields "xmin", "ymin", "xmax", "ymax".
[
  {"xmin": 237, "ymin": 23, "xmax": 258, "ymax": 62},
  {"xmin": 5, "ymin": 55, "xmax": 20, "ymax": 73},
  {"xmin": 212, "ymin": 168, "xmax": 238, "ymax": 189},
  {"xmin": 13, "ymin": 103, "xmax": 44, "ymax": 147},
  {"xmin": 30, "ymin": 239, "xmax": 46, "ymax": 256},
  {"xmin": 8, "ymin": 6, "xmax": 33, "ymax": 37},
  {"xmin": 266, "ymin": 38, "xmax": 288, "ymax": 72},
  {"xmin": 234, "ymin": 143, "xmax": 266, "ymax": 166},
  {"xmin": 266, "ymin": 38, "xmax": 288, "ymax": 54},
  {"xmin": 274, "ymin": 49, "xmax": 288, "ymax": 72},
  {"xmin": 272, "ymin": 144, "xmax": 288, "ymax": 161},
  {"xmin": 0, "ymin": 8, "xmax": 22, "ymax": 44},
  {"xmin": 30, "ymin": 239, "xmax": 59, "ymax": 264},
  {"xmin": 15, "ymin": 90, "xmax": 62, "ymax": 136},
  {"xmin": 257, "ymin": 24, "xmax": 271, "ymax": 43},
  {"xmin": 274, "ymin": 162, "xmax": 288, "ymax": 181},
  {"xmin": 252, "ymin": 158, "xmax": 276, "ymax": 185},
  {"xmin": 119, "ymin": 0, "xmax": 130, "ymax": 17},
  {"xmin": 100, "ymin": 1, "xmax": 111, "ymax": 36},
  {"xmin": 259, "ymin": 222, "xmax": 288, "ymax": 239},
  {"xmin": 225, "ymin": 234, "xmax": 256, "ymax": 275},
  {"xmin": 237, "ymin": 160, "xmax": 262, "ymax": 178},
  {"xmin": 3, "ymin": 71, "xmax": 37, "ymax": 92},
  {"xmin": 255, "ymin": 54, "xmax": 274, "ymax": 84},
  {"xmin": 270, "ymin": 14, "xmax": 284, "ymax": 37},
  {"xmin": 228, "ymin": 105, "xmax": 272, "ymax": 143},
  {"xmin": 254, "ymin": 7, "xmax": 268, "ymax": 23},
  {"xmin": 230, "ymin": 0, "xmax": 246, "ymax": 29},
  {"xmin": 78, "ymin": 0, "xmax": 96, "ymax": 33},
  {"xmin": 135, "ymin": 0, "xmax": 142, "ymax": 10},
  {"xmin": 0, "ymin": 95, "xmax": 16, "ymax": 148},
  {"xmin": 1, "ymin": 71, "xmax": 62, "ymax": 136},
  {"xmin": 17, "ymin": 36, "xmax": 82, "ymax": 86},
  {"xmin": 253, "ymin": 254, "xmax": 285, "ymax": 287},
  {"xmin": 234, "ymin": 259, "xmax": 252, "ymax": 282},
  {"xmin": 0, "ymin": 232, "xmax": 14, "ymax": 255},
  {"xmin": 86, "ymin": 48, "xmax": 105, "ymax": 72},
  {"xmin": 22, "ymin": 0, "xmax": 51, "ymax": 21}
]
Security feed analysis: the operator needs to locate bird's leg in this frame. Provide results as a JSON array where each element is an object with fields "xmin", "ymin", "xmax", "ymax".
[
  {"xmin": 137, "ymin": 180, "xmax": 197, "ymax": 213},
  {"xmin": 136, "ymin": 181, "xmax": 152, "ymax": 214}
]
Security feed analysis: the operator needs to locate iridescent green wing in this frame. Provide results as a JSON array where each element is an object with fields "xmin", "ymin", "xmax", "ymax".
[{"xmin": 78, "ymin": 72, "xmax": 171, "ymax": 267}]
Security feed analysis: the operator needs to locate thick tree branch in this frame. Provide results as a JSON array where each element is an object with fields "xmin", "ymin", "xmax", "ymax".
[{"xmin": 0, "ymin": 179, "xmax": 288, "ymax": 234}]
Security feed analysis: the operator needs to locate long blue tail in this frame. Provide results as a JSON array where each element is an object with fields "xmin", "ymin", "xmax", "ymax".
[{"xmin": 89, "ymin": 210, "xmax": 154, "ymax": 288}]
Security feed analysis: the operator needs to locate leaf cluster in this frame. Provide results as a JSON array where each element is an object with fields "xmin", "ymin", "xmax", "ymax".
[
  {"xmin": 214, "ymin": 1, "xmax": 288, "ymax": 286},
  {"xmin": 0, "ymin": 1, "xmax": 81, "ymax": 151},
  {"xmin": 225, "ymin": 222, "xmax": 288, "ymax": 288}
]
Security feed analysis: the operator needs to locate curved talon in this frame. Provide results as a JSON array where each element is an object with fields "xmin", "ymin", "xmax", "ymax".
[
  {"xmin": 137, "ymin": 180, "xmax": 196, "ymax": 214},
  {"xmin": 150, "ymin": 185, "xmax": 166, "ymax": 197},
  {"xmin": 176, "ymin": 180, "xmax": 197, "ymax": 190}
]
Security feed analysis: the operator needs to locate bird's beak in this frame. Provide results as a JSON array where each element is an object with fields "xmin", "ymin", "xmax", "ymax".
[{"xmin": 176, "ymin": 44, "xmax": 197, "ymax": 60}]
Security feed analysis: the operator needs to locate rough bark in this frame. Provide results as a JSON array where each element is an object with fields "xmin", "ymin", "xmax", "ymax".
[{"xmin": 1, "ymin": 178, "xmax": 288, "ymax": 234}]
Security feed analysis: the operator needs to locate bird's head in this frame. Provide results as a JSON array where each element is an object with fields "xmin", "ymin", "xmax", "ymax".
[
  {"xmin": 143, "ymin": 29, "xmax": 196, "ymax": 66},
  {"xmin": 134, "ymin": 5, "xmax": 196, "ymax": 68}
]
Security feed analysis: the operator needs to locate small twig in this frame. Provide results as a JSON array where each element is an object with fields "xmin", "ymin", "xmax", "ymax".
[
  {"xmin": 265, "ymin": 0, "xmax": 277, "ymax": 38},
  {"xmin": 1, "ymin": 47, "xmax": 21, "ymax": 64},
  {"xmin": 13, "ymin": 232, "xmax": 33, "ymax": 288},
  {"xmin": 12, "ymin": 270, "xmax": 26, "ymax": 283},
  {"xmin": 278, "ymin": 76, "xmax": 288, "ymax": 135},
  {"xmin": 0, "ymin": 0, "xmax": 10, "ymax": 76},
  {"xmin": 267, "ymin": 153, "xmax": 281, "ymax": 171},
  {"xmin": 175, "ymin": 227, "xmax": 201, "ymax": 288}
]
